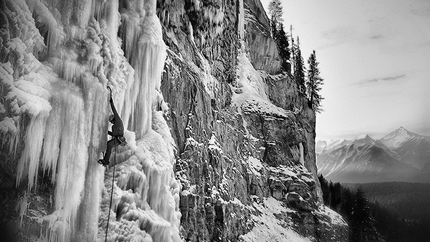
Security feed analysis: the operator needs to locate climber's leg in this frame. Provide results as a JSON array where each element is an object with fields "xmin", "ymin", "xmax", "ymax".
[{"xmin": 98, "ymin": 138, "xmax": 120, "ymax": 166}]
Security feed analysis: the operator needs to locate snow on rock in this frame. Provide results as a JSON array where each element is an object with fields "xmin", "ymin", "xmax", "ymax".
[
  {"xmin": 317, "ymin": 206, "xmax": 347, "ymax": 227},
  {"xmin": 233, "ymin": 47, "xmax": 268, "ymax": 102},
  {"xmin": 233, "ymin": 46, "xmax": 290, "ymax": 120},
  {"xmin": 239, "ymin": 197, "xmax": 310, "ymax": 242},
  {"xmin": 248, "ymin": 156, "xmax": 264, "ymax": 176},
  {"xmin": 208, "ymin": 133, "xmax": 223, "ymax": 153},
  {"xmin": 380, "ymin": 126, "xmax": 422, "ymax": 149}
]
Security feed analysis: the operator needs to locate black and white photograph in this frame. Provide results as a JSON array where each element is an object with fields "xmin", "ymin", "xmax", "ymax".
[{"xmin": 0, "ymin": 0, "xmax": 429, "ymax": 241}]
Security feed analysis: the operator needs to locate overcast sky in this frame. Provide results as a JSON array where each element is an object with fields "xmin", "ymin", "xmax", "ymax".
[{"xmin": 260, "ymin": 0, "xmax": 430, "ymax": 141}]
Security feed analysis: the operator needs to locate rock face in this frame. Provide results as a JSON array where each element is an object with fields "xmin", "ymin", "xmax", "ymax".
[
  {"xmin": 243, "ymin": 0, "xmax": 280, "ymax": 73},
  {"xmin": 1, "ymin": 0, "xmax": 347, "ymax": 241},
  {"xmin": 158, "ymin": 0, "xmax": 346, "ymax": 241}
]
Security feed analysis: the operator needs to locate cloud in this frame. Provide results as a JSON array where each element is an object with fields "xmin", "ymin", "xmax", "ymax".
[
  {"xmin": 370, "ymin": 34, "xmax": 384, "ymax": 40},
  {"xmin": 357, "ymin": 74, "xmax": 406, "ymax": 85},
  {"xmin": 318, "ymin": 26, "xmax": 360, "ymax": 49},
  {"xmin": 411, "ymin": 5, "xmax": 430, "ymax": 16},
  {"xmin": 418, "ymin": 41, "xmax": 430, "ymax": 47}
]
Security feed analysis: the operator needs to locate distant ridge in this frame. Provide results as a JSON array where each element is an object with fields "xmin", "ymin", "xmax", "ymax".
[
  {"xmin": 317, "ymin": 127, "xmax": 430, "ymax": 183},
  {"xmin": 379, "ymin": 126, "xmax": 422, "ymax": 150}
]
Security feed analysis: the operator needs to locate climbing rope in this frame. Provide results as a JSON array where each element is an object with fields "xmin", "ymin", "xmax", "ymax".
[{"xmin": 104, "ymin": 146, "xmax": 117, "ymax": 242}]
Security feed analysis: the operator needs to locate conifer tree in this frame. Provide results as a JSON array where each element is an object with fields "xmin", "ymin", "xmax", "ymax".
[
  {"xmin": 271, "ymin": 15, "xmax": 278, "ymax": 38},
  {"xmin": 293, "ymin": 37, "xmax": 306, "ymax": 95},
  {"xmin": 268, "ymin": 0, "xmax": 283, "ymax": 24},
  {"xmin": 306, "ymin": 50, "xmax": 324, "ymax": 112},
  {"xmin": 290, "ymin": 25, "xmax": 295, "ymax": 74},
  {"xmin": 350, "ymin": 189, "xmax": 381, "ymax": 242},
  {"xmin": 269, "ymin": 1, "xmax": 291, "ymax": 74},
  {"xmin": 274, "ymin": 23, "xmax": 291, "ymax": 73}
]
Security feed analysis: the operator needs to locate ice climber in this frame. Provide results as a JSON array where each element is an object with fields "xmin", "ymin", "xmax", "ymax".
[{"xmin": 98, "ymin": 86, "xmax": 127, "ymax": 167}]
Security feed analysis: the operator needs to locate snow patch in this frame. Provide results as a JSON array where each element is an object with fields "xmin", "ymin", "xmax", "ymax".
[
  {"xmin": 233, "ymin": 47, "xmax": 289, "ymax": 119},
  {"xmin": 248, "ymin": 156, "xmax": 264, "ymax": 176},
  {"xmin": 240, "ymin": 197, "xmax": 310, "ymax": 242},
  {"xmin": 317, "ymin": 206, "xmax": 347, "ymax": 227}
]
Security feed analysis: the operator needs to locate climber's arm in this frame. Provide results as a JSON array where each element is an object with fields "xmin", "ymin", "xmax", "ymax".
[
  {"xmin": 107, "ymin": 86, "xmax": 119, "ymax": 118},
  {"xmin": 110, "ymin": 98, "xmax": 119, "ymax": 118}
]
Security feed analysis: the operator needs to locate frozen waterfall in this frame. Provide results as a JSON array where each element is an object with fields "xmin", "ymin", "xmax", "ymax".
[
  {"xmin": 1, "ymin": 0, "xmax": 181, "ymax": 241},
  {"xmin": 238, "ymin": 0, "xmax": 245, "ymax": 40}
]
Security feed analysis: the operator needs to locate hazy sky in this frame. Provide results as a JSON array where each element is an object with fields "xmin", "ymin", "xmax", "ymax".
[{"xmin": 260, "ymin": 0, "xmax": 430, "ymax": 141}]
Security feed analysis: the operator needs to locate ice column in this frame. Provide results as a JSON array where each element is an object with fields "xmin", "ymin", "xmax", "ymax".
[
  {"xmin": 3, "ymin": 0, "xmax": 180, "ymax": 241},
  {"xmin": 3, "ymin": 0, "xmax": 110, "ymax": 241},
  {"xmin": 239, "ymin": 0, "xmax": 244, "ymax": 40},
  {"xmin": 73, "ymin": 77, "xmax": 108, "ymax": 242},
  {"xmin": 98, "ymin": 1, "xmax": 181, "ymax": 241},
  {"xmin": 299, "ymin": 143, "xmax": 305, "ymax": 165},
  {"xmin": 119, "ymin": 0, "xmax": 166, "ymax": 139}
]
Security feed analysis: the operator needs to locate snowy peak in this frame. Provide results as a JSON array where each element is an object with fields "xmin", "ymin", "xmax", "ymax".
[
  {"xmin": 317, "ymin": 127, "xmax": 430, "ymax": 183},
  {"xmin": 351, "ymin": 134, "xmax": 374, "ymax": 146},
  {"xmin": 355, "ymin": 134, "xmax": 372, "ymax": 140},
  {"xmin": 391, "ymin": 126, "xmax": 419, "ymax": 138},
  {"xmin": 380, "ymin": 127, "xmax": 421, "ymax": 149},
  {"xmin": 316, "ymin": 140, "xmax": 327, "ymax": 154},
  {"xmin": 322, "ymin": 134, "xmax": 373, "ymax": 152},
  {"xmin": 324, "ymin": 139, "xmax": 350, "ymax": 151}
]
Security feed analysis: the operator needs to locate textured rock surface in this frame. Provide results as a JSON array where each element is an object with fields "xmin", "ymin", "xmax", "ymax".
[
  {"xmin": 1, "ymin": 0, "xmax": 347, "ymax": 241},
  {"xmin": 244, "ymin": 0, "xmax": 280, "ymax": 74},
  {"xmin": 157, "ymin": 0, "xmax": 347, "ymax": 241}
]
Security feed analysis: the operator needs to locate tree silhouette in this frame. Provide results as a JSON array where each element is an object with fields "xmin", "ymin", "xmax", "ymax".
[
  {"xmin": 268, "ymin": 0, "xmax": 283, "ymax": 25},
  {"xmin": 293, "ymin": 37, "xmax": 306, "ymax": 96},
  {"xmin": 350, "ymin": 188, "xmax": 381, "ymax": 242},
  {"xmin": 273, "ymin": 23, "xmax": 291, "ymax": 74},
  {"xmin": 318, "ymin": 174, "xmax": 430, "ymax": 241},
  {"xmin": 306, "ymin": 50, "xmax": 324, "ymax": 112}
]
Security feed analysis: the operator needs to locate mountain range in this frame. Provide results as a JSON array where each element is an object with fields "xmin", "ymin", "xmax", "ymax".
[{"xmin": 317, "ymin": 127, "xmax": 430, "ymax": 183}]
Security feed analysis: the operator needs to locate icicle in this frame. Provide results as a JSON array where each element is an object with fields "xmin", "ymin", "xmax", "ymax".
[
  {"xmin": 104, "ymin": 0, "xmax": 120, "ymax": 52},
  {"xmin": 119, "ymin": 9, "xmax": 143, "ymax": 63},
  {"xmin": 52, "ymin": 58, "xmax": 86, "ymax": 86},
  {"xmin": 0, "ymin": 63, "xmax": 20, "ymax": 155},
  {"xmin": 106, "ymin": 129, "xmax": 182, "ymax": 242},
  {"xmin": 6, "ymin": 0, "xmax": 45, "ymax": 55},
  {"xmin": 18, "ymin": 192, "xmax": 28, "ymax": 227},
  {"xmin": 121, "ymin": 13, "xmax": 166, "ymax": 138},
  {"xmin": 71, "ymin": 76, "xmax": 108, "ymax": 241},
  {"xmin": 299, "ymin": 143, "xmax": 305, "ymax": 165},
  {"xmin": 72, "ymin": 0, "xmax": 93, "ymax": 28},
  {"xmin": 10, "ymin": 76, "xmax": 52, "ymax": 190},
  {"xmin": 50, "ymin": 87, "xmax": 87, "ymax": 239},
  {"xmin": 3, "ymin": 0, "xmax": 182, "ymax": 241},
  {"xmin": 28, "ymin": 0, "xmax": 64, "ymax": 56},
  {"xmin": 41, "ymin": 88, "xmax": 64, "ymax": 182},
  {"xmin": 15, "ymin": 113, "xmax": 48, "ymax": 190},
  {"xmin": 239, "ymin": 0, "xmax": 245, "ymax": 40}
]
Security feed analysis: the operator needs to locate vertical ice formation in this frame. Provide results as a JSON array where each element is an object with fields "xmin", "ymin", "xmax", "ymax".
[
  {"xmin": 299, "ymin": 143, "xmax": 305, "ymax": 165},
  {"xmin": 119, "ymin": 0, "xmax": 166, "ymax": 139},
  {"xmin": 235, "ymin": 0, "xmax": 268, "ymax": 104},
  {"xmin": 234, "ymin": 49, "xmax": 269, "ymax": 103},
  {"xmin": 97, "ymin": 1, "xmax": 181, "ymax": 241},
  {"xmin": 1, "ymin": 0, "xmax": 180, "ymax": 241},
  {"xmin": 101, "ymin": 113, "xmax": 181, "ymax": 242},
  {"xmin": 238, "ymin": 0, "xmax": 245, "ymax": 40}
]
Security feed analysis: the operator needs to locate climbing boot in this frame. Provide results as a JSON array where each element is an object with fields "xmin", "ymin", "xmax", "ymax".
[{"xmin": 98, "ymin": 159, "xmax": 109, "ymax": 167}]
